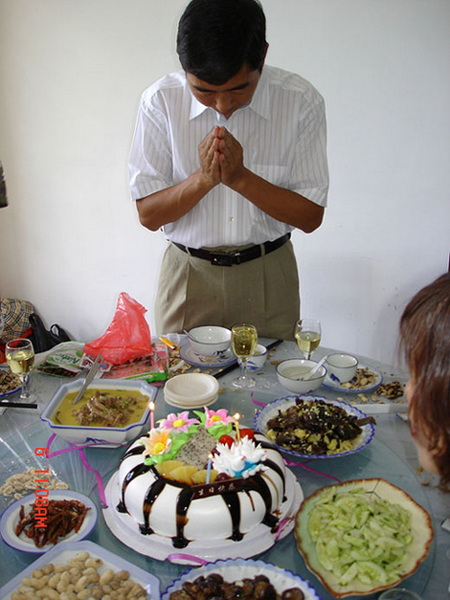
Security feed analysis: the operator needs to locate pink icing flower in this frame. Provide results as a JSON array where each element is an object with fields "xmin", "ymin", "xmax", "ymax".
[
  {"xmin": 204, "ymin": 407, "xmax": 234, "ymax": 428},
  {"xmin": 160, "ymin": 411, "xmax": 199, "ymax": 433}
]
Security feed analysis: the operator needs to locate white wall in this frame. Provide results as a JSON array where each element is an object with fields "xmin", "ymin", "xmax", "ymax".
[{"xmin": 1, "ymin": 0, "xmax": 449, "ymax": 365}]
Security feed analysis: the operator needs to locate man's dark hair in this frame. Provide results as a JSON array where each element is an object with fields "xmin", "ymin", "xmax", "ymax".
[{"xmin": 177, "ymin": 0, "xmax": 267, "ymax": 85}]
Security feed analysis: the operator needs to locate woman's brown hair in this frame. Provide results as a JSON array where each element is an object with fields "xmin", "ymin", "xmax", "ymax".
[{"xmin": 399, "ymin": 272, "xmax": 450, "ymax": 490}]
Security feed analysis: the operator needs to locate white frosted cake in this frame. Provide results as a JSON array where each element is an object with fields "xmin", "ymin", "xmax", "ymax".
[{"xmin": 116, "ymin": 408, "xmax": 287, "ymax": 549}]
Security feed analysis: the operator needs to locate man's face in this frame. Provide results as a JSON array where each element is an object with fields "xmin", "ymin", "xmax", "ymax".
[{"xmin": 186, "ymin": 64, "xmax": 262, "ymax": 120}]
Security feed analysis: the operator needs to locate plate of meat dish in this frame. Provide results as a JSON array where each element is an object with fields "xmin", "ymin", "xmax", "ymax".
[{"xmin": 0, "ymin": 490, "xmax": 97, "ymax": 553}]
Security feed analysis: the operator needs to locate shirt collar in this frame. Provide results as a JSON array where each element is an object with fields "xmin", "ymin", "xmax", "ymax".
[{"xmin": 186, "ymin": 67, "xmax": 271, "ymax": 122}]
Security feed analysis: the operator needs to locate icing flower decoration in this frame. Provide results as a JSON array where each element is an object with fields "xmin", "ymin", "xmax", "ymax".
[
  {"xmin": 159, "ymin": 411, "xmax": 199, "ymax": 433},
  {"xmin": 213, "ymin": 438, "xmax": 267, "ymax": 479},
  {"xmin": 204, "ymin": 407, "xmax": 235, "ymax": 428},
  {"xmin": 141, "ymin": 430, "xmax": 172, "ymax": 457},
  {"xmin": 193, "ymin": 407, "xmax": 233, "ymax": 439}
]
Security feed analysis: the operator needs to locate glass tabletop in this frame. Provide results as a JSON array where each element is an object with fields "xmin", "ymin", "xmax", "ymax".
[{"xmin": 0, "ymin": 341, "xmax": 446, "ymax": 599}]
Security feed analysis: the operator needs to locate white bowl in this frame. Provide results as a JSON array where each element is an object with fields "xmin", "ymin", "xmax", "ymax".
[
  {"xmin": 243, "ymin": 344, "xmax": 267, "ymax": 371},
  {"xmin": 164, "ymin": 373, "xmax": 219, "ymax": 408},
  {"xmin": 40, "ymin": 379, "xmax": 157, "ymax": 447},
  {"xmin": 187, "ymin": 325, "xmax": 231, "ymax": 356},
  {"xmin": 276, "ymin": 358, "xmax": 327, "ymax": 394},
  {"xmin": 326, "ymin": 353, "xmax": 358, "ymax": 383}
]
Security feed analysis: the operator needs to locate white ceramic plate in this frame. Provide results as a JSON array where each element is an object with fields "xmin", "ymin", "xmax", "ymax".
[
  {"xmin": 103, "ymin": 468, "xmax": 303, "ymax": 564},
  {"xmin": 179, "ymin": 345, "xmax": 236, "ymax": 369},
  {"xmin": 0, "ymin": 539, "xmax": 160, "ymax": 600},
  {"xmin": 163, "ymin": 372, "xmax": 219, "ymax": 408},
  {"xmin": 323, "ymin": 364, "xmax": 382, "ymax": 393},
  {"xmin": 294, "ymin": 478, "xmax": 434, "ymax": 597},
  {"xmin": 254, "ymin": 395, "xmax": 375, "ymax": 460},
  {"xmin": 0, "ymin": 490, "xmax": 98, "ymax": 553},
  {"xmin": 161, "ymin": 558, "xmax": 320, "ymax": 600},
  {"xmin": 163, "ymin": 393, "xmax": 217, "ymax": 409}
]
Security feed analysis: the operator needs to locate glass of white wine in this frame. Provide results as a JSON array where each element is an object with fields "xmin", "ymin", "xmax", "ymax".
[
  {"xmin": 295, "ymin": 318, "xmax": 322, "ymax": 360},
  {"xmin": 231, "ymin": 323, "xmax": 258, "ymax": 388},
  {"xmin": 5, "ymin": 338, "xmax": 35, "ymax": 400}
]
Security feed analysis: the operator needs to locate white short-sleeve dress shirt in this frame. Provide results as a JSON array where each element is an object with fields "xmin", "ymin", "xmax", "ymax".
[{"xmin": 129, "ymin": 65, "xmax": 329, "ymax": 248}]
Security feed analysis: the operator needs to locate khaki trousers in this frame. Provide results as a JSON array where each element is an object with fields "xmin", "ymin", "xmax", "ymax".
[{"xmin": 155, "ymin": 241, "xmax": 300, "ymax": 340}]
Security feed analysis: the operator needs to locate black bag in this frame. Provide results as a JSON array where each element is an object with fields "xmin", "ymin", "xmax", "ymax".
[{"xmin": 28, "ymin": 313, "xmax": 71, "ymax": 353}]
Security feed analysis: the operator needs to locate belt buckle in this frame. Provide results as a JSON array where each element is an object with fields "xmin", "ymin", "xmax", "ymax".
[{"xmin": 210, "ymin": 252, "xmax": 234, "ymax": 267}]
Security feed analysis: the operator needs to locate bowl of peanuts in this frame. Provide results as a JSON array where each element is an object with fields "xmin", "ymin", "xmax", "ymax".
[{"xmin": 0, "ymin": 539, "xmax": 160, "ymax": 599}]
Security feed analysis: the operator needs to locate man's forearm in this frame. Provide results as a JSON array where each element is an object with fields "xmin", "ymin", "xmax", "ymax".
[
  {"xmin": 229, "ymin": 167, "xmax": 324, "ymax": 233},
  {"xmin": 136, "ymin": 169, "xmax": 214, "ymax": 231}
]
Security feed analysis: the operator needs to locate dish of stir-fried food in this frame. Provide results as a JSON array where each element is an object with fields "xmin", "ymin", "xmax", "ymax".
[{"xmin": 265, "ymin": 398, "xmax": 373, "ymax": 456}]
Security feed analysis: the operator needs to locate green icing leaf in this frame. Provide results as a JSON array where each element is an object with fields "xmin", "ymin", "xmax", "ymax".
[{"xmin": 206, "ymin": 422, "xmax": 233, "ymax": 439}]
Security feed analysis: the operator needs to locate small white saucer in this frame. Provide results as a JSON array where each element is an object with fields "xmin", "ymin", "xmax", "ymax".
[
  {"xmin": 323, "ymin": 364, "xmax": 382, "ymax": 393},
  {"xmin": 180, "ymin": 345, "xmax": 236, "ymax": 369}
]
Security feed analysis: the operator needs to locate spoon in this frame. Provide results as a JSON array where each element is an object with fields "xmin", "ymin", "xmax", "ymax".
[
  {"xmin": 301, "ymin": 354, "xmax": 328, "ymax": 381},
  {"xmin": 183, "ymin": 329, "xmax": 200, "ymax": 342},
  {"xmin": 72, "ymin": 355, "xmax": 103, "ymax": 405}
]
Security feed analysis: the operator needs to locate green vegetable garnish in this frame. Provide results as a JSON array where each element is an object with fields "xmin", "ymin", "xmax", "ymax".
[{"xmin": 307, "ymin": 486, "xmax": 413, "ymax": 586}]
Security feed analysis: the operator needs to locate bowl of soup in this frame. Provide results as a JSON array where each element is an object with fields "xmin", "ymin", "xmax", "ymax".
[
  {"xmin": 40, "ymin": 379, "xmax": 157, "ymax": 446},
  {"xmin": 276, "ymin": 358, "xmax": 327, "ymax": 394}
]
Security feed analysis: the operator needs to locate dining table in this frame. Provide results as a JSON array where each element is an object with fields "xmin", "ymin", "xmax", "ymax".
[{"xmin": 0, "ymin": 338, "xmax": 449, "ymax": 600}]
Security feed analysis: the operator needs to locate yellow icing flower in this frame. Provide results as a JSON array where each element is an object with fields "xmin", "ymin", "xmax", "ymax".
[{"xmin": 142, "ymin": 430, "xmax": 172, "ymax": 457}]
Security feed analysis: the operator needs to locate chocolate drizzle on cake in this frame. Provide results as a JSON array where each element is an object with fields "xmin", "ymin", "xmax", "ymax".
[
  {"xmin": 173, "ymin": 487, "xmax": 195, "ymax": 548},
  {"xmin": 116, "ymin": 419, "xmax": 289, "ymax": 548},
  {"xmin": 117, "ymin": 461, "xmax": 151, "ymax": 513},
  {"xmin": 263, "ymin": 458, "xmax": 287, "ymax": 503},
  {"xmin": 122, "ymin": 442, "xmax": 147, "ymax": 461},
  {"xmin": 221, "ymin": 490, "xmax": 244, "ymax": 541},
  {"xmin": 118, "ymin": 463, "xmax": 286, "ymax": 546},
  {"xmin": 140, "ymin": 473, "xmax": 166, "ymax": 534}
]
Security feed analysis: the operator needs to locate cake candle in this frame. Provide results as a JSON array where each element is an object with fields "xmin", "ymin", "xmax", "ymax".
[
  {"xmin": 206, "ymin": 454, "xmax": 213, "ymax": 484},
  {"xmin": 149, "ymin": 401, "xmax": 155, "ymax": 430},
  {"xmin": 233, "ymin": 413, "xmax": 241, "ymax": 442}
]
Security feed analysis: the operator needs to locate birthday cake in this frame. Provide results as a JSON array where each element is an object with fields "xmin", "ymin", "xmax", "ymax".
[{"xmin": 116, "ymin": 408, "xmax": 287, "ymax": 548}]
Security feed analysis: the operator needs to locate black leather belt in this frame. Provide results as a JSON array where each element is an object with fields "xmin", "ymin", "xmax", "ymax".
[{"xmin": 172, "ymin": 233, "xmax": 291, "ymax": 267}]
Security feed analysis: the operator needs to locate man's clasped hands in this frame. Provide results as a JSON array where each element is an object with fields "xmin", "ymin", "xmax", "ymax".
[{"xmin": 199, "ymin": 126, "xmax": 246, "ymax": 189}]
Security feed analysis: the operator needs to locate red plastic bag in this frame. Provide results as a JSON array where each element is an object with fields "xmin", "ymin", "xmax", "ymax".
[{"xmin": 83, "ymin": 293, "xmax": 152, "ymax": 365}]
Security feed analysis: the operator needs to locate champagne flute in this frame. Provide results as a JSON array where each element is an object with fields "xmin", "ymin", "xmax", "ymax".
[
  {"xmin": 295, "ymin": 319, "xmax": 321, "ymax": 360},
  {"xmin": 5, "ymin": 338, "xmax": 35, "ymax": 399},
  {"xmin": 231, "ymin": 323, "xmax": 258, "ymax": 388}
]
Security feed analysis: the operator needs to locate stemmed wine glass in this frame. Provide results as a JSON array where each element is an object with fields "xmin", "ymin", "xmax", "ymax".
[
  {"xmin": 230, "ymin": 323, "xmax": 258, "ymax": 388},
  {"xmin": 295, "ymin": 319, "xmax": 321, "ymax": 360},
  {"xmin": 5, "ymin": 338, "xmax": 35, "ymax": 400}
]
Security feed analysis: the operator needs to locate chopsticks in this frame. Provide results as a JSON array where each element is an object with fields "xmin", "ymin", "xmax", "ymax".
[
  {"xmin": 0, "ymin": 402, "xmax": 38, "ymax": 409},
  {"xmin": 214, "ymin": 338, "xmax": 284, "ymax": 379}
]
